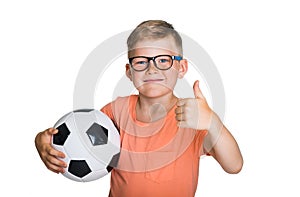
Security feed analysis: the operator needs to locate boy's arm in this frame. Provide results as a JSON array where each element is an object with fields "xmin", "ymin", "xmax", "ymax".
[
  {"xmin": 176, "ymin": 80, "xmax": 243, "ymax": 174},
  {"xmin": 203, "ymin": 113, "xmax": 243, "ymax": 174}
]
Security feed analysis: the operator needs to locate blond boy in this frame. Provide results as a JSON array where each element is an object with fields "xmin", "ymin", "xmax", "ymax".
[{"xmin": 35, "ymin": 20, "xmax": 243, "ymax": 197}]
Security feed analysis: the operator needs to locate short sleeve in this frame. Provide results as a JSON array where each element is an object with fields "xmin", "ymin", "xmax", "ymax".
[{"xmin": 100, "ymin": 102, "xmax": 114, "ymax": 120}]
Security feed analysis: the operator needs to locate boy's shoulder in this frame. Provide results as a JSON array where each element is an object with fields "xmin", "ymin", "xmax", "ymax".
[
  {"xmin": 112, "ymin": 94, "xmax": 138, "ymax": 105},
  {"xmin": 101, "ymin": 94, "xmax": 138, "ymax": 113}
]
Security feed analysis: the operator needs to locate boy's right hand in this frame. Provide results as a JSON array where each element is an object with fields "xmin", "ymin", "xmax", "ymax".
[{"xmin": 35, "ymin": 128, "xmax": 67, "ymax": 174}]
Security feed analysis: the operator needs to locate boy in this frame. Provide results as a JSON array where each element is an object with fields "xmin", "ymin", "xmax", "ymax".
[{"xmin": 35, "ymin": 20, "xmax": 243, "ymax": 197}]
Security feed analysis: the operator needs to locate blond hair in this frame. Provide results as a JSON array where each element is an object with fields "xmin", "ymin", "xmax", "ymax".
[{"xmin": 127, "ymin": 20, "xmax": 183, "ymax": 56}]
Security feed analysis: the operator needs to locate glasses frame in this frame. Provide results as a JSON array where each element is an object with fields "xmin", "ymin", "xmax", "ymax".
[{"xmin": 128, "ymin": 54, "xmax": 182, "ymax": 72}]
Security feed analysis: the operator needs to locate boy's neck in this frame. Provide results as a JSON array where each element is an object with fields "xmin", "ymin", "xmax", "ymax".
[{"xmin": 135, "ymin": 93, "xmax": 177, "ymax": 123}]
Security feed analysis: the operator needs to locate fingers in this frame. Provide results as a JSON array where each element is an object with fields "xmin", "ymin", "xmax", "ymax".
[
  {"xmin": 175, "ymin": 109, "xmax": 185, "ymax": 121},
  {"xmin": 175, "ymin": 100, "xmax": 187, "ymax": 123},
  {"xmin": 175, "ymin": 98, "xmax": 200, "ymax": 129},
  {"xmin": 47, "ymin": 145, "xmax": 65, "ymax": 158},
  {"xmin": 45, "ymin": 157, "xmax": 66, "ymax": 174},
  {"xmin": 44, "ymin": 147, "xmax": 67, "ymax": 173},
  {"xmin": 174, "ymin": 105, "xmax": 183, "ymax": 115},
  {"xmin": 175, "ymin": 105, "xmax": 188, "ymax": 128}
]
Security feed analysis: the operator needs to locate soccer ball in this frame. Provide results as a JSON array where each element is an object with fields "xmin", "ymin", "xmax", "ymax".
[{"xmin": 52, "ymin": 109, "xmax": 120, "ymax": 182}]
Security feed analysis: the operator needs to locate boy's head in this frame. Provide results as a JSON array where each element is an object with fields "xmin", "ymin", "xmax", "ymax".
[
  {"xmin": 127, "ymin": 20, "xmax": 183, "ymax": 57},
  {"xmin": 125, "ymin": 20, "xmax": 188, "ymax": 98}
]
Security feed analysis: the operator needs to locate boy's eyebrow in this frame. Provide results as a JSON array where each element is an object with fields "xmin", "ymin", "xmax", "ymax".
[{"xmin": 128, "ymin": 55, "xmax": 182, "ymax": 59}]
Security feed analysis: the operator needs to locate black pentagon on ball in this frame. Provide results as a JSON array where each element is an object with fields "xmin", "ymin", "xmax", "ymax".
[
  {"xmin": 53, "ymin": 123, "xmax": 70, "ymax": 145},
  {"xmin": 86, "ymin": 123, "xmax": 108, "ymax": 146},
  {"xmin": 106, "ymin": 153, "xmax": 120, "ymax": 172},
  {"xmin": 68, "ymin": 160, "xmax": 92, "ymax": 178}
]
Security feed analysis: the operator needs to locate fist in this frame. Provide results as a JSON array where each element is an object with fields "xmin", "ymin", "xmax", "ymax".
[{"xmin": 175, "ymin": 80, "xmax": 212, "ymax": 130}]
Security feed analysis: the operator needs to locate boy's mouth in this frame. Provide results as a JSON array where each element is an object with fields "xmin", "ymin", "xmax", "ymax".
[{"xmin": 143, "ymin": 78, "xmax": 164, "ymax": 83}]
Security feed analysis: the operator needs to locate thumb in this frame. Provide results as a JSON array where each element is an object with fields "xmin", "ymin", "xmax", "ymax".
[
  {"xmin": 47, "ymin": 128, "xmax": 58, "ymax": 135},
  {"xmin": 193, "ymin": 80, "xmax": 205, "ymax": 99}
]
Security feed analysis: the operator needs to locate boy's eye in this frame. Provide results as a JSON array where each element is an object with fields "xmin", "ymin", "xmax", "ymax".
[
  {"xmin": 132, "ymin": 58, "xmax": 148, "ymax": 65},
  {"xmin": 136, "ymin": 60, "xmax": 147, "ymax": 65},
  {"xmin": 159, "ymin": 59, "xmax": 168, "ymax": 63},
  {"xmin": 157, "ymin": 58, "xmax": 171, "ymax": 64}
]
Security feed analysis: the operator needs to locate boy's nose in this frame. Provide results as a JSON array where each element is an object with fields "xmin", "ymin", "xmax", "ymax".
[{"xmin": 146, "ymin": 60, "xmax": 158, "ymax": 74}]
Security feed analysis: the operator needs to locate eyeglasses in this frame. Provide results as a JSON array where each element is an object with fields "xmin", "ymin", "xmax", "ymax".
[{"xmin": 128, "ymin": 55, "xmax": 182, "ymax": 71}]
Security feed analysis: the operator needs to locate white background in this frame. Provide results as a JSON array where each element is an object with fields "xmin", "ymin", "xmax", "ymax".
[{"xmin": 1, "ymin": 0, "xmax": 299, "ymax": 196}]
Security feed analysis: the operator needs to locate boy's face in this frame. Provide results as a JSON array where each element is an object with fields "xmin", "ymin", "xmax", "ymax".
[{"xmin": 126, "ymin": 36, "xmax": 188, "ymax": 98}]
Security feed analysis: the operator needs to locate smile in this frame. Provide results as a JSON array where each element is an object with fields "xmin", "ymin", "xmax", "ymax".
[{"xmin": 143, "ymin": 79, "xmax": 164, "ymax": 83}]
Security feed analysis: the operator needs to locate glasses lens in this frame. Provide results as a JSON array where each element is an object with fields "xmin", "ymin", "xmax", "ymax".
[
  {"xmin": 131, "ymin": 57, "xmax": 149, "ymax": 71},
  {"xmin": 155, "ymin": 55, "xmax": 172, "ymax": 70}
]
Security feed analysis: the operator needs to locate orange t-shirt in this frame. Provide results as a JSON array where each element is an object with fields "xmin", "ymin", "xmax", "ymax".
[{"xmin": 101, "ymin": 95, "xmax": 207, "ymax": 197}]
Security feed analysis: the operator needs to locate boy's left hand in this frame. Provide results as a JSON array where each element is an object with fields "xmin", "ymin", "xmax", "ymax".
[{"xmin": 175, "ymin": 80, "xmax": 213, "ymax": 130}]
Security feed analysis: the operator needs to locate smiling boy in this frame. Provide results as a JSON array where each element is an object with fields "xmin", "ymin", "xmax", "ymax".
[{"xmin": 35, "ymin": 20, "xmax": 243, "ymax": 197}]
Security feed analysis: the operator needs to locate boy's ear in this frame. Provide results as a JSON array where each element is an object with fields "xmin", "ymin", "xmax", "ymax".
[
  {"xmin": 126, "ymin": 63, "xmax": 133, "ymax": 81},
  {"xmin": 178, "ymin": 59, "xmax": 188, "ymax": 79}
]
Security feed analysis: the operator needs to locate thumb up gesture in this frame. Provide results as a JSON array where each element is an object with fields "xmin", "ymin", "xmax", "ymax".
[{"xmin": 175, "ymin": 80, "xmax": 213, "ymax": 130}]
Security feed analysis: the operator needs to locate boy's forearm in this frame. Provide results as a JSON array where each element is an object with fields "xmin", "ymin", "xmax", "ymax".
[
  {"xmin": 204, "ymin": 112, "xmax": 243, "ymax": 174},
  {"xmin": 204, "ymin": 112, "xmax": 223, "ymax": 150}
]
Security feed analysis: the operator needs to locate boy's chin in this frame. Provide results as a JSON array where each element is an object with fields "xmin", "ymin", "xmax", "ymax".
[{"xmin": 137, "ymin": 85, "xmax": 174, "ymax": 98}]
